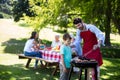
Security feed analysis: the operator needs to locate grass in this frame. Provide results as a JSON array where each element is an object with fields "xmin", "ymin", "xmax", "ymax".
[
  {"xmin": 0, "ymin": 19, "xmax": 120, "ymax": 80},
  {"xmin": 101, "ymin": 58, "xmax": 120, "ymax": 80},
  {"xmin": 0, "ymin": 54, "xmax": 120, "ymax": 80}
]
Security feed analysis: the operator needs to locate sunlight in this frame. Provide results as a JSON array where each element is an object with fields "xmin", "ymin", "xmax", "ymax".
[
  {"xmin": 19, "ymin": 77, "xmax": 31, "ymax": 80},
  {"xmin": 101, "ymin": 75, "xmax": 110, "ymax": 79},
  {"xmin": 102, "ymin": 59, "xmax": 113, "ymax": 66}
]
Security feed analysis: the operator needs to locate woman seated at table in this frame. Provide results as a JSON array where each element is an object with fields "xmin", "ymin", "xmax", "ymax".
[
  {"xmin": 51, "ymin": 34, "xmax": 62, "ymax": 50},
  {"xmin": 23, "ymin": 31, "xmax": 43, "ymax": 69}
]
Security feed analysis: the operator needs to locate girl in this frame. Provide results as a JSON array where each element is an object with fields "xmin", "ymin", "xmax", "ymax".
[{"xmin": 23, "ymin": 31, "xmax": 42, "ymax": 69}]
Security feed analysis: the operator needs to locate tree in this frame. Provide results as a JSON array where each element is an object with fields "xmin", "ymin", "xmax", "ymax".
[
  {"xmin": 12, "ymin": 0, "xmax": 120, "ymax": 46},
  {"xmin": 12, "ymin": 0, "xmax": 35, "ymax": 22},
  {"xmin": 70, "ymin": 0, "xmax": 119, "ymax": 46}
]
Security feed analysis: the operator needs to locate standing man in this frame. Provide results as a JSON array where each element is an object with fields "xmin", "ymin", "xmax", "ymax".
[{"xmin": 73, "ymin": 18, "xmax": 105, "ymax": 80}]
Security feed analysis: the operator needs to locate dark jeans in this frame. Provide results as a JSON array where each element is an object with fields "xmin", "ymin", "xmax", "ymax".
[{"xmin": 24, "ymin": 51, "xmax": 43, "ymax": 67}]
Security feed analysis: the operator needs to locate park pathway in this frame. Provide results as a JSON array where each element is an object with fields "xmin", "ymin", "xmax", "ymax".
[{"xmin": 0, "ymin": 19, "xmax": 32, "ymax": 43}]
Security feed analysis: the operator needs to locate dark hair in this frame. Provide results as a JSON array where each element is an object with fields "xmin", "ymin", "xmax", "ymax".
[
  {"xmin": 63, "ymin": 33, "xmax": 71, "ymax": 41},
  {"xmin": 30, "ymin": 31, "xmax": 37, "ymax": 39},
  {"xmin": 73, "ymin": 18, "xmax": 82, "ymax": 24}
]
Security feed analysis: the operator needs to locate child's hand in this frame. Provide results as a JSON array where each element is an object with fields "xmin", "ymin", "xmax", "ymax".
[{"xmin": 63, "ymin": 67, "xmax": 67, "ymax": 72}]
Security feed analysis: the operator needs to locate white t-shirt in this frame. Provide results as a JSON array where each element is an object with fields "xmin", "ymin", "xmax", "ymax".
[
  {"xmin": 51, "ymin": 40, "xmax": 62, "ymax": 48},
  {"xmin": 75, "ymin": 23, "xmax": 105, "ymax": 46},
  {"xmin": 23, "ymin": 39, "xmax": 35, "ymax": 52}
]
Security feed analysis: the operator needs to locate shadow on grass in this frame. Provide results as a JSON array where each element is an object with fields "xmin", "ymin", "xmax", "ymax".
[
  {"xmin": 101, "ymin": 45, "xmax": 120, "ymax": 58},
  {"xmin": 1, "ymin": 38, "xmax": 52, "ymax": 54},
  {"xmin": 1, "ymin": 38, "xmax": 27, "ymax": 54},
  {"xmin": 18, "ymin": 22, "xmax": 31, "ymax": 28},
  {"xmin": 0, "ymin": 64, "xmax": 81, "ymax": 80},
  {"xmin": 0, "ymin": 58, "xmax": 120, "ymax": 80},
  {"xmin": 100, "ymin": 58, "xmax": 120, "ymax": 80},
  {"xmin": 0, "ymin": 64, "xmax": 60, "ymax": 80}
]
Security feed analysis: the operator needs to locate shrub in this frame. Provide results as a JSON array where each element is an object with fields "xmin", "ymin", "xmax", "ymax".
[
  {"xmin": 101, "ymin": 47, "xmax": 120, "ymax": 58},
  {"xmin": 0, "ymin": 14, "xmax": 3, "ymax": 18}
]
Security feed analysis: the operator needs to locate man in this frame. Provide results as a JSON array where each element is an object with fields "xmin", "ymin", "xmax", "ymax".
[
  {"xmin": 51, "ymin": 34, "xmax": 62, "ymax": 50},
  {"xmin": 73, "ymin": 18, "xmax": 105, "ymax": 80}
]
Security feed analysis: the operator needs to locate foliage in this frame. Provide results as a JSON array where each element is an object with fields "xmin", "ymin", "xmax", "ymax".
[
  {"xmin": 0, "ymin": 13, "xmax": 3, "ymax": 18},
  {"xmin": 0, "ymin": 0, "xmax": 13, "ymax": 18},
  {"xmin": 12, "ymin": 0, "xmax": 120, "ymax": 46},
  {"xmin": 12, "ymin": 0, "xmax": 35, "ymax": 22},
  {"xmin": 101, "ymin": 47, "xmax": 120, "ymax": 58}
]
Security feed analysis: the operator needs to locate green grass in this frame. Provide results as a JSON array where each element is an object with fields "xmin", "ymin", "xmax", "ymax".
[
  {"xmin": 0, "ymin": 53, "xmax": 78, "ymax": 80},
  {"xmin": 100, "ymin": 58, "xmax": 120, "ymax": 80},
  {"xmin": 0, "ymin": 64, "xmax": 59, "ymax": 80},
  {"xmin": 0, "ymin": 19, "xmax": 120, "ymax": 80},
  {"xmin": 0, "ymin": 54, "xmax": 120, "ymax": 80}
]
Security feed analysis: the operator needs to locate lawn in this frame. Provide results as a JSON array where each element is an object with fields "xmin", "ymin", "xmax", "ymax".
[
  {"xmin": 0, "ymin": 19, "xmax": 120, "ymax": 80},
  {"xmin": 0, "ymin": 54, "xmax": 120, "ymax": 80}
]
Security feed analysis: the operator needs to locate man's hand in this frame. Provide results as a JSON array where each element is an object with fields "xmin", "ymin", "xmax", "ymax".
[
  {"xmin": 93, "ymin": 40, "xmax": 102, "ymax": 50},
  {"xmin": 93, "ymin": 44, "xmax": 100, "ymax": 50}
]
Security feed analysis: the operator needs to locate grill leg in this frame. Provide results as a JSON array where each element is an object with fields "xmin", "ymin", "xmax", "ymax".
[
  {"xmin": 79, "ymin": 68, "xmax": 83, "ymax": 80},
  {"xmin": 85, "ymin": 69, "xmax": 88, "ymax": 80},
  {"xmin": 94, "ymin": 66, "xmax": 98, "ymax": 80}
]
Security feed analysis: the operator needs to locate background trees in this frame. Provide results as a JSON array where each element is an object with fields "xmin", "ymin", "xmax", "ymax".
[
  {"xmin": 0, "ymin": 0, "xmax": 13, "ymax": 18},
  {"xmin": 5, "ymin": 0, "xmax": 120, "ymax": 46}
]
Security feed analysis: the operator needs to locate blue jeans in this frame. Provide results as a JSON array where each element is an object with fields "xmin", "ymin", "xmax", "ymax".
[{"xmin": 24, "ymin": 51, "xmax": 43, "ymax": 67}]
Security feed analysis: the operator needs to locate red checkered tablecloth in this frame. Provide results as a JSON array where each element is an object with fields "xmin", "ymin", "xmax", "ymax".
[{"xmin": 40, "ymin": 50, "xmax": 61, "ymax": 62}]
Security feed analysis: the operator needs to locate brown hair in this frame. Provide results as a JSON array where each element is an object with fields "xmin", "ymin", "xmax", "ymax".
[
  {"xmin": 63, "ymin": 33, "xmax": 71, "ymax": 41},
  {"xmin": 73, "ymin": 18, "xmax": 82, "ymax": 24}
]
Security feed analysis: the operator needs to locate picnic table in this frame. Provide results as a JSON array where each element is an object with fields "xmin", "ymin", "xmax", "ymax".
[
  {"xmin": 18, "ymin": 48, "xmax": 61, "ymax": 76},
  {"xmin": 40, "ymin": 49, "xmax": 61, "ymax": 62}
]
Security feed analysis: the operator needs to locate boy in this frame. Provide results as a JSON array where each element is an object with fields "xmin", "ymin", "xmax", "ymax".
[{"xmin": 59, "ymin": 33, "xmax": 72, "ymax": 80}]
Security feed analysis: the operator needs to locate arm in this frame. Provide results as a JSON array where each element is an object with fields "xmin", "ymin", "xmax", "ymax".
[
  {"xmin": 72, "ymin": 29, "xmax": 82, "ymax": 47},
  {"xmin": 89, "ymin": 24, "xmax": 105, "ymax": 46},
  {"xmin": 60, "ymin": 45, "xmax": 67, "ymax": 72},
  {"xmin": 72, "ymin": 29, "xmax": 82, "ymax": 56},
  {"xmin": 88, "ymin": 24, "xmax": 105, "ymax": 50},
  {"xmin": 33, "ymin": 40, "xmax": 39, "ymax": 51},
  {"xmin": 51, "ymin": 41, "xmax": 54, "ymax": 48},
  {"xmin": 60, "ymin": 54, "xmax": 67, "ymax": 72}
]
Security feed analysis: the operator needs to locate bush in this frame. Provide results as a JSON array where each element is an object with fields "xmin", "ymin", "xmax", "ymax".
[
  {"xmin": 0, "ymin": 14, "xmax": 3, "ymax": 18},
  {"xmin": 101, "ymin": 47, "xmax": 120, "ymax": 58}
]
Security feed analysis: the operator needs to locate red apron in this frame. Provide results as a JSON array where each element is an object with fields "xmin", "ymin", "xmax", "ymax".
[{"xmin": 80, "ymin": 30, "xmax": 103, "ymax": 66}]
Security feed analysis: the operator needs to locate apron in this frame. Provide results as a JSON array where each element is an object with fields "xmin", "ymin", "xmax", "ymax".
[{"xmin": 80, "ymin": 29, "xmax": 103, "ymax": 66}]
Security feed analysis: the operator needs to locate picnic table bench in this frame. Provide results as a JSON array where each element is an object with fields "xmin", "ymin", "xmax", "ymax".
[{"xmin": 18, "ymin": 53, "xmax": 59, "ymax": 76}]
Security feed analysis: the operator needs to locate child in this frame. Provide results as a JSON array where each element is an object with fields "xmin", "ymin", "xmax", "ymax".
[{"xmin": 59, "ymin": 33, "xmax": 72, "ymax": 80}]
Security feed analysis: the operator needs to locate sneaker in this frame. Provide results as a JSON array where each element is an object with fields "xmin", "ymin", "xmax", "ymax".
[{"xmin": 34, "ymin": 66, "xmax": 37, "ymax": 69}]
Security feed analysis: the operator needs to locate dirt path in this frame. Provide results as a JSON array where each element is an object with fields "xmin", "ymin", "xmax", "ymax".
[
  {"xmin": 0, "ymin": 19, "xmax": 33, "ymax": 43},
  {"xmin": 0, "ymin": 19, "xmax": 61, "ymax": 43}
]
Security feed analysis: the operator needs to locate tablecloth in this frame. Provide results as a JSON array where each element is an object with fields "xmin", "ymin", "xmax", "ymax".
[{"xmin": 40, "ymin": 50, "xmax": 61, "ymax": 62}]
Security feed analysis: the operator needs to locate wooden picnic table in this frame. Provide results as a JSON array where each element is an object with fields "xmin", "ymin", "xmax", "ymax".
[{"xmin": 18, "ymin": 48, "xmax": 61, "ymax": 76}]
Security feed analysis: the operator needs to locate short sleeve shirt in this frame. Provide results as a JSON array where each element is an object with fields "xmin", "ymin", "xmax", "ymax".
[{"xmin": 60, "ymin": 44, "xmax": 72, "ymax": 68}]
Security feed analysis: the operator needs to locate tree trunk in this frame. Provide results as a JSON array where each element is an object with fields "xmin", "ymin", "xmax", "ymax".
[{"xmin": 105, "ymin": 0, "xmax": 112, "ymax": 46}]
